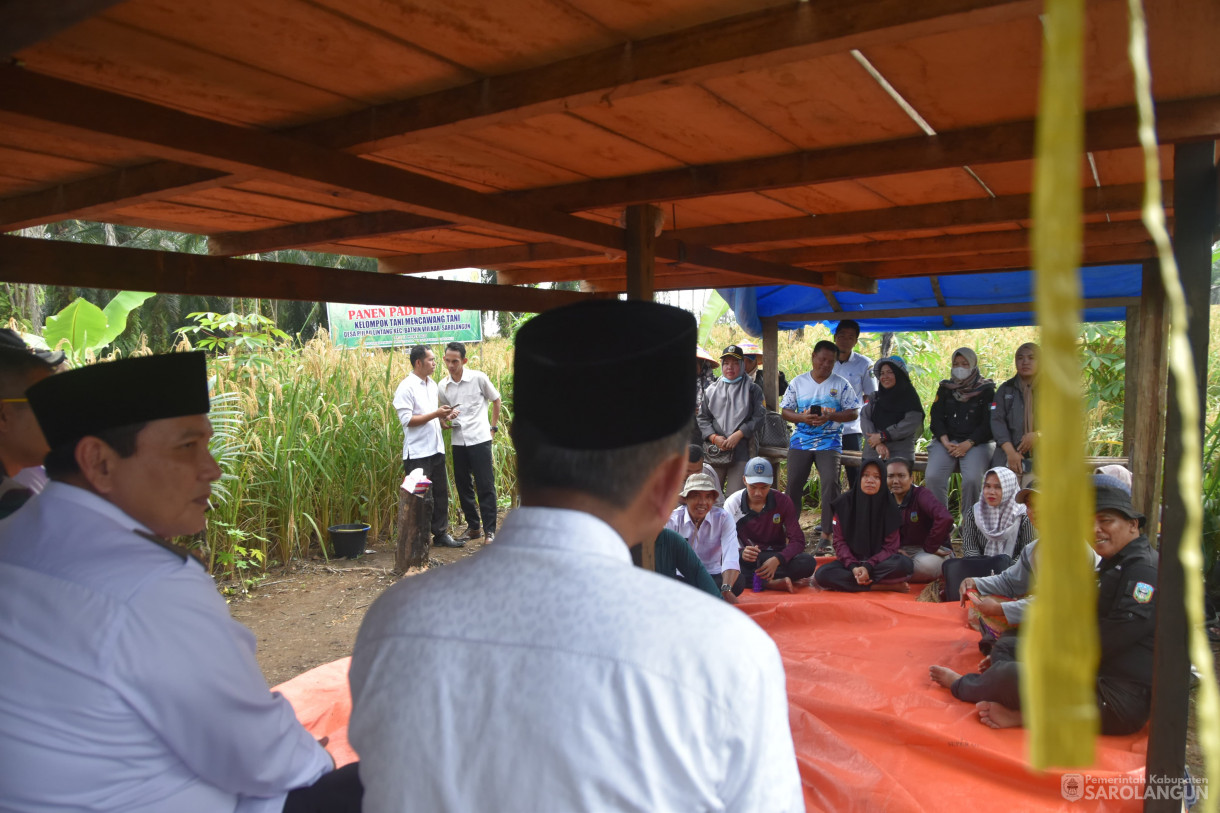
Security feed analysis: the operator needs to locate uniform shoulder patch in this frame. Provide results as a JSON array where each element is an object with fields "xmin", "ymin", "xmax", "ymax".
[
  {"xmin": 910, "ymin": 511, "xmax": 920, "ymax": 523},
  {"xmin": 772, "ymin": 513, "xmax": 782, "ymax": 524},
  {"xmin": 1132, "ymin": 581, "xmax": 1155, "ymax": 604}
]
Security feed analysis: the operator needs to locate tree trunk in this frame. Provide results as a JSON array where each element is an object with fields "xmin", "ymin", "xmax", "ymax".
[
  {"xmin": 880, "ymin": 332, "xmax": 895, "ymax": 358},
  {"xmin": 395, "ymin": 486, "xmax": 432, "ymax": 572}
]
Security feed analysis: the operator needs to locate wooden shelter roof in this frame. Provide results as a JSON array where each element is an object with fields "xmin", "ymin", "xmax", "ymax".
[{"xmin": 1, "ymin": 0, "xmax": 1217, "ymax": 307}]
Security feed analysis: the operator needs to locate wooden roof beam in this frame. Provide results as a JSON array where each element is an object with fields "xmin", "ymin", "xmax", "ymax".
[
  {"xmin": 209, "ymin": 211, "xmax": 449, "ymax": 257},
  {"xmin": 296, "ymin": 0, "xmax": 1039, "ymax": 154},
  {"xmin": 669, "ymin": 182, "xmax": 1155, "ymax": 246},
  {"xmin": 773, "ymin": 296, "xmax": 1141, "ymax": 323},
  {"xmin": 0, "ymin": 68, "xmax": 834, "ymax": 289},
  {"xmin": 0, "ymin": 65, "xmax": 627, "ymax": 254},
  {"xmin": 514, "ymin": 97, "xmax": 1220, "ymax": 212},
  {"xmin": 807, "ymin": 242, "xmax": 1158, "ymax": 279},
  {"xmin": 0, "ymin": 234, "xmax": 600, "ymax": 312},
  {"xmin": 378, "ymin": 243, "xmax": 600, "ymax": 274},
  {"xmin": 2, "ymin": 0, "xmax": 124, "ymax": 57},
  {"xmin": 751, "ymin": 220, "xmax": 1152, "ymax": 265}
]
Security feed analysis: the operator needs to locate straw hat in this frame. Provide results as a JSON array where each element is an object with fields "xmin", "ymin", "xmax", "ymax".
[{"xmin": 695, "ymin": 346, "xmax": 721, "ymax": 367}]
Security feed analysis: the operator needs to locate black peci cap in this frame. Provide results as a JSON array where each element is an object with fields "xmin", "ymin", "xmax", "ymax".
[
  {"xmin": 513, "ymin": 300, "xmax": 696, "ymax": 450},
  {"xmin": 28, "ymin": 352, "xmax": 211, "ymax": 449}
]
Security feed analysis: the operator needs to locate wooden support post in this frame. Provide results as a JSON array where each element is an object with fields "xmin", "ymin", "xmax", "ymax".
[
  {"xmin": 395, "ymin": 487, "xmax": 432, "ymax": 573},
  {"xmin": 1123, "ymin": 304, "xmax": 1140, "ymax": 459},
  {"xmin": 762, "ymin": 317, "xmax": 780, "ymax": 411},
  {"xmin": 1145, "ymin": 141, "xmax": 1217, "ymax": 810},
  {"xmin": 1130, "ymin": 262, "xmax": 1167, "ymax": 523},
  {"xmin": 930, "ymin": 277, "xmax": 954, "ymax": 327},
  {"xmin": 625, "ymin": 204, "xmax": 659, "ymax": 301}
]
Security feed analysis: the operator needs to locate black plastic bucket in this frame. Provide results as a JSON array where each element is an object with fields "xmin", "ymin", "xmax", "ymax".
[{"xmin": 327, "ymin": 523, "xmax": 370, "ymax": 559}]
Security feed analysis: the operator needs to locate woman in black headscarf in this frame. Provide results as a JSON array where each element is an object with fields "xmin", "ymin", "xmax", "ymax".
[
  {"xmin": 860, "ymin": 355, "xmax": 925, "ymax": 463},
  {"xmin": 814, "ymin": 460, "xmax": 915, "ymax": 592}
]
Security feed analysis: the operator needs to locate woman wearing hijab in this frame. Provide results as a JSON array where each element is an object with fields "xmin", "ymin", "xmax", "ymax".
[
  {"xmin": 814, "ymin": 460, "xmax": 915, "ymax": 592},
  {"xmin": 925, "ymin": 348, "xmax": 996, "ymax": 516},
  {"xmin": 991, "ymin": 342, "xmax": 1038, "ymax": 480},
  {"xmin": 860, "ymin": 356, "xmax": 925, "ymax": 463},
  {"xmin": 697, "ymin": 345, "xmax": 765, "ymax": 497},
  {"xmin": 941, "ymin": 466, "xmax": 1035, "ymax": 601}
]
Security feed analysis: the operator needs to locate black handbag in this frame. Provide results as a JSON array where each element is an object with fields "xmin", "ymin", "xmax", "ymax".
[{"xmin": 755, "ymin": 411, "xmax": 791, "ymax": 457}]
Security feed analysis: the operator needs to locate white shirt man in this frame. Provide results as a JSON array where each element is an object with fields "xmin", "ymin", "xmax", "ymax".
[
  {"xmin": 392, "ymin": 345, "xmax": 460, "ymax": 547},
  {"xmin": 438, "ymin": 342, "xmax": 501, "ymax": 541},
  {"xmin": 666, "ymin": 472, "xmax": 741, "ymax": 600},
  {"xmin": 349, "ymin": 300, "xmax": 802, "ymax": 813},
  {"xmin": 0, "ymin": 353, "xmax": 356, "ymax": 813}
]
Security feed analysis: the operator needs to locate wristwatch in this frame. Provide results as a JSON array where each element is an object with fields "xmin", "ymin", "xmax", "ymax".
[
  {"xmin": 491, "ymin": 425, "xmax": 498, "ymax": 433},
  {"xmin": 719, "ymin": 583, "xmax": 732, "ymax": 592}
]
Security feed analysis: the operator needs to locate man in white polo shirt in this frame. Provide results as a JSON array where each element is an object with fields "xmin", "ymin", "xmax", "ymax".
[
  {"xmin": 439, "ymin": 341, "xmax": 502, "ymax": 543},
  {"xmin": 393, "ymin": 345, "xmax": 461, "ymax": 548},
  {"xmin": 832, "ymin": 319, "xmax": 874, "ymax": 490}
]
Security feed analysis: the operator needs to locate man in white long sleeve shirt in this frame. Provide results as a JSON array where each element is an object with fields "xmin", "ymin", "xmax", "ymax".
[
  {"xmin": 667, "ymin": 471, "xmax": 741, "ymax": 602},
  {"xmin": 350, "ymin": 300, "xmax": 803, "ymax": 813},
  {"xmin": 0, "ymin": 353, "xmax": 360, "ymax": 813}
]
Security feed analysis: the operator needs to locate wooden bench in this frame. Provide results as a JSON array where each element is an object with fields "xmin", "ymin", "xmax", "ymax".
[{"xmin": 838, "ymin": 450, "xmax": 1129, "ymax": 471}]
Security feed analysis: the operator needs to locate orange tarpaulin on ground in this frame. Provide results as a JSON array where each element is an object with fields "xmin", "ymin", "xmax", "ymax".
[{"xmin": 275, "ymin": 588, "xmax": 1148, "ymax": 811}]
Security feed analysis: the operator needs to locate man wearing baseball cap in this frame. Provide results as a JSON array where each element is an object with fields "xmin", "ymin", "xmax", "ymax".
[
  {"xmin": 668, "ymin": 471, "xmax": 742, "ymax": 602},
  {"xmin": 349, "ymin": 300, "xmax": 801, "ymax": 812},
  {"xmin": 0, "ymin": 353, "xmax": 362, "ymax": 812},
  {"xmin": 930, "ymin": 474, "xmax": 1157, "ymax": 735},
  {"xmin": 725, "ymin": 457, "xmax": 816, "ymax": 593}
]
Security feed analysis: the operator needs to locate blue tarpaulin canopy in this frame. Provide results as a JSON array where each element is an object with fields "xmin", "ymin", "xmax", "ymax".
[{"xmin": 719, "ymin": 264, "xmax": 1143, "ymax": 337}]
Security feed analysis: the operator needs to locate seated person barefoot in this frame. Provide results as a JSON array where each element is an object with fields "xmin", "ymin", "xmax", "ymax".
[
  {"xmin": 630, "ymin": 528, "xmax": 721, "ymax": 599},
  {"xmin": 885, "ymin": 458, "xmax": 953, "ymax": 583},
  {"xmin": 929, "ymin": 476, "xmax": 1157, "ymax": 735},
  {"xmin": 941, "ymin": 466, "xmax": 1035, "ymax": 601},
  {"xmin": 724, "ymin": 457, "xmax": 816, "ymax": 594},
  {"xmin": 814, "ymin": 460, "xmax": 914, "ymax": 592},
  {"xmin": 667, "ymin": 472, "xmax": 741, "ymax": 603}
]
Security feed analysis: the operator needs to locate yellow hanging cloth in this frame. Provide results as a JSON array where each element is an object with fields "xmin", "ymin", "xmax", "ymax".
[{"xmin": 1019, "ymin": 0, "xmax": 1100, "ymax": 767}]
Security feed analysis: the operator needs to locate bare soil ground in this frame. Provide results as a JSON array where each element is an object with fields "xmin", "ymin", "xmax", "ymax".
[{"xmin": 226, "ymin": 531, "xmax": 490, "ymax": 686}]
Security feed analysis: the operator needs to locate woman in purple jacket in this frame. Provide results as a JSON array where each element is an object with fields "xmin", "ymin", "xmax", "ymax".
[{"xmin": 814, "ymin": 460, "xmax": 914, "ymax": 592}]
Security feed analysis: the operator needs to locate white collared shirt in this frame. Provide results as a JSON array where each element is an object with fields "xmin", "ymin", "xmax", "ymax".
[
  {"xmin": 833, "ymin": 350, "xmax": 875, "ymax": 435},
  {"xmin": 350, "ymin": 506, "xmax": 801, "ymax": 813},
  {"xmin": 0, "ymin": 483, "xmax": 332, "ymax": 813},
  {"xmin": 438, "ymin": 369, "xmax": 501, "ymax": 446},
  {"xmin": 393, "ymin": 371, "xmax": 444, "ymax": 459},
  {"xmin": 666, "ymin": 503, "xmax": 741, "ymax": 575}
]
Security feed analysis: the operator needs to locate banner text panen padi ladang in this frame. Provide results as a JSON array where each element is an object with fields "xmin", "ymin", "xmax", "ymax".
[{"xmin": 345, "ymin": 306, "xmax": 459, "ymax": 320}]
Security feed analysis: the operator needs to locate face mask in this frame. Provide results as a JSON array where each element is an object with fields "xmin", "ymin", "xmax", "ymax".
[{"xmin": 951, "ymin": 367, "xmax": 973, "ymax": 381}]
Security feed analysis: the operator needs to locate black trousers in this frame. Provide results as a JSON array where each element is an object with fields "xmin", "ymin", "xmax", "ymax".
[
  {"xmin": 814, "ymin": 553, "xmax": 913, "ymax": 592},
  {"xmin": 842, "ymin": 433, "xmax": 862, "ymax": 489},
  {"xmin": 404, "ymin": 453, "xmax": 449, "ymax": 539},
  {"xmin": 731, "ymin": 551, "xmax": 817, "ymax": 596},
  {"xmin": 282, "ymin": 762, "xmax": 363, "ymax": 813},
  {"xmin": 452, "ymin": 440, "xmax": 497, "ymax": 533},
  {"xmin": 941, "ymin": 555, "xmax": 1014, "ymax": 602},
  {"xmin": 951, "ymin": 633, "xmax": 1151, "ymax": 735}
]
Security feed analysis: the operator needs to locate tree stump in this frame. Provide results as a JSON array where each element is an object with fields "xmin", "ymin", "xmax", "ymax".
[{"xmin": 395, "ymin": 485, "xmax": 431, "ymax": 573}]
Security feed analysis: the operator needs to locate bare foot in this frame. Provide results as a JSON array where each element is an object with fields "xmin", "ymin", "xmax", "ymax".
[
  {"xmin": 765, "ymin": 576, "xmax": 795, "ymax": 593},
  {"xmin": 978, "ymin": 655, "xmax": 992, "ymax": 673},
  {"xmin": 793, "ymin": 577, "xmax": 812, "ymax": 588},
  {"xmin": 873, "ymin": 581, "xmax": 910, "ymax": 593},
  {"xmin": 976, "ymin": 701, "xmax": 1023, "ymax": 729},
  {"xmin": 929, "ymin": 665, "xmax": 960, "ymax": 689}
]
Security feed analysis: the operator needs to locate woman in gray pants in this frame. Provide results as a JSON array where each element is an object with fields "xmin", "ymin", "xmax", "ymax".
[{"xmin": 925, "ymin": 348, "xmax": 996, "ymax": 517}]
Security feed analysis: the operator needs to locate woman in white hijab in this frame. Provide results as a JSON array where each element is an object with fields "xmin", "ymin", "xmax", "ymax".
[{"xmin": 941, "ymin": 466, "xmax": 1035, "ymax": 601}]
